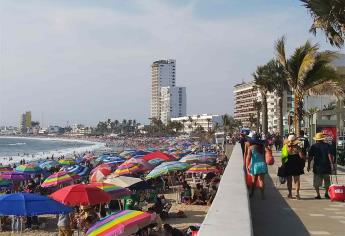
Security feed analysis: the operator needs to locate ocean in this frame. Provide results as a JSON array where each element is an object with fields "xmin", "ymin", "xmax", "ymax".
[{"xmin": 0, "ymin": 137, "xmax": 105, "ymax": 165}]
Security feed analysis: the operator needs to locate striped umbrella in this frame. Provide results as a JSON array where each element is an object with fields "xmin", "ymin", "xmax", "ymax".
[
  {"xmin": 90, "ymin": 169, "xmax": 112, "ymax": 183},
  {"xmin": 88, "ymin": 183, "xmax": 131, "ymax": 199},
  {"xmin": 61, "ymin": 165, "xmax": 84, "ymax": 175},
  {"xmin": 186, "ymin": 164, "xmax": 219, "ymax": 174},
  {"xmin": 39, "ymin": 160, "xmax": 60, "ymax": 169},
  {"xmin": 102, "ymin": 156, "xmax": 125, "ymax": 165},
  {"xmin": 145, "ymin": 161, "xmax": 190, "ymax": 179},
  {"xmin": 15, "ymin": 164, "xmax": 43, "ymax": 174},
  {"xmin": 86, "ymin": 210, "xmax": 155, "ymax": 236},
  {"xmin": 41, "ymin": 171, "xmax": 78, "ymax": 188},
  {"xmin": 0, "ymin": 166, "xmax": 12, "ymax": 172},
  {"xmin": 58, "ymin": 159, "xmax": 76, "ymax": 166},
  {"xmin": 114, "ymin": 163, "xmax": 145, "ymax": 176}
]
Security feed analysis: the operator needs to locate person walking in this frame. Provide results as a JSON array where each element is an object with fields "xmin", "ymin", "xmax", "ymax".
[
  {"xmin": 284, "ymin": 135, "xmax": 305, "ymax": 199},
  {"xmin": 307, "ymin": 133, "xmax": 336, "ymax": 199},
  {"xmin": 246, "ymin": 134, "xmax": 268, "ymax": 199}
]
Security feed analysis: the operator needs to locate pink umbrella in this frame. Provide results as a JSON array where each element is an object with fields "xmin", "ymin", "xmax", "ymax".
[{"xmin": 125, "ymin": 158, "xmax": 153, "ymax": 171}]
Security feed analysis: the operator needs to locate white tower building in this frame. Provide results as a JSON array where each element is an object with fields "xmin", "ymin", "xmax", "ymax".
[{"xmin": 160, "ymin": 87, "xmax": 187, "ymax": 124}]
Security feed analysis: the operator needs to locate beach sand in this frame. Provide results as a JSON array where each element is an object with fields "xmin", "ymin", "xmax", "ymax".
[{"xmin": 0, "ymin": 193, "xmax": 209, "ymax": 235}]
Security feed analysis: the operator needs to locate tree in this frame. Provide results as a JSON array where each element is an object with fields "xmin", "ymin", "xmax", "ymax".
[
  {"xmin": 253, "ymin": 101, "xmax": 262, "ymax": 133},
  {"xmin": 265, "ymin": 59, "xmax": 289, "ymax": 137},
  {"xmin": 253, "ymin": 64, "xmax": 275, "ymax": 134},
  {"xmin": 206, "ymin": 118, "xmax": 212, "ymax": 132},
  {"xmin": 275, "ymin": 36, "xmax": 343, "ymax": 136},
  {"xmin": 301, "ymin": 0, "xmax": 345, "ymax": 48}
]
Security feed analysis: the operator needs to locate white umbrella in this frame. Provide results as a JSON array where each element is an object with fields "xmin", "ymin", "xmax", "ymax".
[{"xmin": 104, "ymin": 175, "xmax": 143, "ymax": 188}]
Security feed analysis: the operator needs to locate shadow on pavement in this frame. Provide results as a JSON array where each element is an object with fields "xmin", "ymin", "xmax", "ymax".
[{"xmin": 250, "ymin": 175, "xmax": 310, "ymax": 236}]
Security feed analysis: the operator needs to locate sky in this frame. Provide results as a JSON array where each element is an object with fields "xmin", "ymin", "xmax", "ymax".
[{"xmin": 0, "ymin": 0, "xmax": 343, "ymax": 127}]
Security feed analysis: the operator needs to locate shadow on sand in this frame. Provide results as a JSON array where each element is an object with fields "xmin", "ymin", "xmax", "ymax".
[{"xmin": 250, "ymin": 175, "xmax": 310, "ymax": 236}]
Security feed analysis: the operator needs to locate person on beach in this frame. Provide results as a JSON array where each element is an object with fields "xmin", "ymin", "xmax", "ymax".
[
  {"xmin": 246, "ymin": 134, "xmax": 267, "ymax": 199},
  {"xmin": 57, "ymin": 213, "xmax": 73, "ymax": 236},
  {"xmin": 307, "ymin": 133, "xmax": 336, "ymax": 199},
  {"xmin": 283, "ymin": 134, "xmax": 305, "ymax": 200}
]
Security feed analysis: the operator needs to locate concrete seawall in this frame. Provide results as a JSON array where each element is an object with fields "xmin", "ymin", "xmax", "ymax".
[{"xmin": 198, "ymin": 144, "xmax": 253, "ymax": 236}]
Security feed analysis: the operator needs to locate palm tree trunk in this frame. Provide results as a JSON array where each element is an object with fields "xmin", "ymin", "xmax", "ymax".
[
  {"xmin": 262, "ymin": 92, "xmax": 268, "ymax": 134},
  {"xmin": 256, "ymin": 110, "xmax": 260, "ymax": 133},
  {"xmin": 277, "ymin": 93, "xmax": 284, "ymax": 137},
  {"xmin": 294, "ymin": 92, "xmax": 301, "ymax": 136}
]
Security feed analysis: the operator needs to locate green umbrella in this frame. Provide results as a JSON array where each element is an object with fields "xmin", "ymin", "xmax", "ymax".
[{"xmin": 145, "ymin": 161, "xmax": 190, "ymax": 179}]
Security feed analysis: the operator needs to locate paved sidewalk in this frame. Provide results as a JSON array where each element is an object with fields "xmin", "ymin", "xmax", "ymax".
[{"xmin": 250, "ymin": 151, "xmax": 345, "ymax": 236}]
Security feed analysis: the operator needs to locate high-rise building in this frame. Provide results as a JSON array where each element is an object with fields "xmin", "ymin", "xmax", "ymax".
[
  {"xmin": 151, "ymin": 59, "xmax": 176, "ymax": 120},
  {"xmin": 25, "ymin": 111, "xmax": 31, "ymax": 129},
  {"xmin": 160, "ymin": 86, "xmax": 187, "ymax": 124},
  {"xmin": 233, "ymin": 81, "xmax": 257, "ymax": 127},
  {"xmin": 19, "ymin": 114, "xmax": 26, "ymax": 134}
]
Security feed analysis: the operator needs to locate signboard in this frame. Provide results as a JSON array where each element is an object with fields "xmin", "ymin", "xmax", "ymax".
[{"xmin": 318, "ymin": 126, "xmax": 337, "ymax": 143}]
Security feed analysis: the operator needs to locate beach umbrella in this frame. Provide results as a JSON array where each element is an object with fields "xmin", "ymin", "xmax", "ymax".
[
  {"xmin": 88, "ymin": 183, "xmax": 131, "ymax": 199},
  {"xmin": 119, "ymin": 150, "xmax": 136, "ymax": 158},
  {"xmin": 0, "ymin": 172, "xmax": 30, "ymax": 181},
  {"xmin": 147, "ymin": 159, "xmax": 164, "ymax": 166},
  {"xmin": 0, "ymin": 166, "xmax": 13, "ymax": 172},
  {"xmin": 179, "ymin": 154, "xmax": 215, "ymax": 164},
  {"xmin": 90, "ymin": 164, "xmax": 113, "ymax": 174},
  {"xmin": 102, "ymin": 156, "xmax": 125, "ymax": 165},
  {"xmin": 15, "ymin": 164, "xmax": 43, "ymax": 174},
  {"xmin": 140, "ymin": 151, "xmax": 175, "ymax": 162},
  {"xmin": 125, "ymin": 158, "xmax": 153, "ymax": 171},
  {"xmin": 61, "ymin": 164, "xmax": 86, "ymax": 175},
  {"xmin": 41, "ymin": 171, "xmax": 78, "ymax": 188},
  {"xmin": 86, "ymin": 210, "xmax": 156, "ymax": 236},
  {"xmin": 0, "ymin": 193, "xmax": 72, "ymax": 216},
  {"xmin": 39, "ymin": 160, "xmax": 60, "ymax": 169},
  {"xmin": 58, "ymin": 159, "xmax": 76, "ymax": 166},
  {"xmin": 0, "ymin": 178, "xmax": 12, "ymax": 187},
  {"xmin": 114, "ymin": 162, "xmax": 145, "ymax": 176},
  {"xmin": 50, "ymin": 184, "xmax": 111, "ymax": 206},
  {"xmin": 145, "ymin": 161, "xmax": 190, "ymax": 179},
  {"xmin": 104, "ymin": 176, "xmax": 143, "ymax": 188},
  {"xmin": 186, "ymin": 164, "xmax": 219, "ymax": 174},
  {"xmin": 90, "ymin": 168, "xmax": 112, "ymax": 183}
]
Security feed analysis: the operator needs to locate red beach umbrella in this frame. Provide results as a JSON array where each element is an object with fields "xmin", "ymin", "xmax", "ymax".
[
  {"xmin": 140, "ymin": 151, "xmax": 175, "ymax": 162},
  {"xmin": 50, "ymin": 184, "xmax": 111, "ymax": 206}
]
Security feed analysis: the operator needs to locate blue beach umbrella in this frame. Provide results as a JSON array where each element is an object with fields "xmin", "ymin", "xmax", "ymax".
[
  {"xmin": 39, "ymin": 160, "xmax": 60, "ymax": 169},
  {"xmin": 0, "ymin": 193, "xmax": 72, "ymax": 216},
  {"xmin": 102, "ymin": 156, "xmax": 125, "ymax": 164}
]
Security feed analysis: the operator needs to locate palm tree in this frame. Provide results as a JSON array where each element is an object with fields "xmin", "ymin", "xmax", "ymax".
[
  {"xmin": 253, "ymin": 65, "xmax": 274, "ymax": 134},
  {"xmin": 248, "ymin": 113, "xmax": 257, "ymax": 129},
  {"xmin": 253, "ymin": 101, "xmax": 262, "ymax": 133},
  {"xmin": 301, "ymin": 0, "xmax": 345, "ymax": 48},
  {"xmin": 265, "ymin": 59, "xmax": 289, "ymax": 137},
  {"xmin": 275, "ymin": 36, "xmax": 343, "ymax": 136},
  {"xmin": 206, "ymin": 118, "xmax": 212, "ymax": 132}
]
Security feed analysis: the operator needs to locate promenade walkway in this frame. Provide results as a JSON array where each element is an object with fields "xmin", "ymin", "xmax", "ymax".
[{"xmin": 251, "ymin": 150, "xmax": 345, "ymax": 236}]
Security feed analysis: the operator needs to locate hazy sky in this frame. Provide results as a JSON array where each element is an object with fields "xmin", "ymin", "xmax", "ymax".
[{"xmin": 0, "ymin": 0, "xmax": 341, "ymax": 127}]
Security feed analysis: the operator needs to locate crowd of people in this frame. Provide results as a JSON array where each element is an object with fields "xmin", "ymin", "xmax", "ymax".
[
  {"xmin": 0, "ymin": 137, "xmax": 228, "ymax": 236},
  {"xmin": 241, "ymin": 130, "xmax": 337, "ymax": 200}
]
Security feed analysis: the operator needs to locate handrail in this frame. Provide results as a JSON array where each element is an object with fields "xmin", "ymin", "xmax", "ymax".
[{"xmin": 198, "ymin": 144, "xmax": 253, "ymax": 236}]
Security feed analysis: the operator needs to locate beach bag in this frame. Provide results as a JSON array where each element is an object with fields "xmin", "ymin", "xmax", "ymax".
[
  {"xmin": 277, "ymin": 165, "xmax": 286, "ymax": 177},
  {"xmin": 281, "ymin": 144, "xmax": 288, "ymax": 163},
  {"xmin": 328, "ymin": 185, "xmax": 345, "ymax": 202},
  {"xmin": 265, "ymin": 148, "xmax": 274, "ymax": 165}
]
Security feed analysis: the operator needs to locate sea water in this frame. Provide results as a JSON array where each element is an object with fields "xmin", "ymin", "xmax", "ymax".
[{"xmin": 0, "ymin": 137, "xmax": 105, "ymax": 165}]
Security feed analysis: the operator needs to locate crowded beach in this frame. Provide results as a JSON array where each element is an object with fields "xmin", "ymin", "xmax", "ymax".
[{"xmin": 0, "ymin": 137, "xmax": 228, "ymax": 236}]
